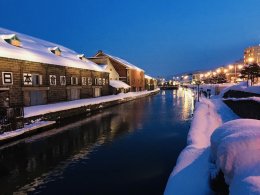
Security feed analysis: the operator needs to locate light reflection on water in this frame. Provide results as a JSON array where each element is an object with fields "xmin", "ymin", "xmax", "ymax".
[{"xmin": 0, "ymin": 90, "xmax": 194, "ymax": 195}]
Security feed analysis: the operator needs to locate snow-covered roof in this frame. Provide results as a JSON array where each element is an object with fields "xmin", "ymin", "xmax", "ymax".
[
  {"xmin": 109, "ymin": 80, "xmax": 131, "ymax": 89},
  {"xmin": 0, "ymin": 27, "xmax": 104, "ymax": 72},
  {"xmin": 145, "ymin": 74, "xmax": 153, "ymax": 80},
  {"xmin": 1, "ymin": 34, "xmax": 20, "ymax": 41},
  {"xmin": 96, "ymin": 52, "xmax": 144, "ymax": 71},
  {"xmin": 99, "ymin": 64, "xmax": 108, "ymax": 70}
]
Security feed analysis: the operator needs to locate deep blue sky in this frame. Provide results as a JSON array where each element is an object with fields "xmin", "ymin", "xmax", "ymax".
[{"xmin": 1, "ymin": 0, "xmax": 260, "ymax": 76}]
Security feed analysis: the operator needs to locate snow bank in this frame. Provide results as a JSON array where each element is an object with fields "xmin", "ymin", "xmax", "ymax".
[
  {"xmin": 211, "ymin": 119, "xmax": 260, "ymax": 195},
  {"xmin": 165, "ymin": 94, "xmax": 239, "ymax": 195},
  {"xmin": 24, "ymin": 89, "xmax": 159, "ymax": 118},
  {"xmin": 220, "ymin": 82, "xmax": 260, "ymax": 97},
  {"xmin": 223, "ymin": 97, "xmax": 260, "ymax": 103},
  {"xmin": 0, "ymin": 27, "xmax": 103, "ymax": 71}
]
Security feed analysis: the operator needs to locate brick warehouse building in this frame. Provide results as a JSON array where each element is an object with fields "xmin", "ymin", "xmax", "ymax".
[
  {"xmin": 89, "ymin": 51, "xmax": 145, "ymax": 92},
  {"xmin": 0, "ymin": 28, "xmax": 109, "ymax": 108}
]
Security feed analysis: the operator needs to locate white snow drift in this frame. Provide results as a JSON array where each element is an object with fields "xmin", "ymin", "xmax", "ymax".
[{"xmin": 211, "ymin": 119, "xmax": 260, "ymax": 195}]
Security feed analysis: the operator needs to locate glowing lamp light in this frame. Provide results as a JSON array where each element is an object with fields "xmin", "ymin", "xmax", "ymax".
[
  {"xmin": 248, "ymin": 57, "xmax": 254, "ymax": 63},
  {"xmin": 213, "ymin": 72, "xmax": 217, "ymax": 76},
  {"xmin": 238, "ymin": 65, "xmax": 243, "ymax": 69},
  {"xmin": 216, "ymin": 69, "xmax": 221, "ymax": 73},
  {"xmin": 229, "ymin": 65, "xmax": 234, "ymax": 69},
  {"xmin": 224, "ymin": 69, "xmax": 228, "ymax": 73}
]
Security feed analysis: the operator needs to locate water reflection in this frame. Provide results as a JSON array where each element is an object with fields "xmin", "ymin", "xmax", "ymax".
[
  {"xmin": 0, "ymin": 90, "xmax": 195, "ymax": 195},
  {"xmin": 0, "ymin": 101, "xmax": 147, "ymax": 194}
]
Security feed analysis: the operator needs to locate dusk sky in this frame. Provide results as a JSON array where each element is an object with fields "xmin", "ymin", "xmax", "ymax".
[{"xmin": 1, "ymin": 0, "xmax": 260, "ymax": 77}]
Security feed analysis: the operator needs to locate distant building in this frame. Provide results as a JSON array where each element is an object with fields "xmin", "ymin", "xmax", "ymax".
[
  {"xmin": 244, "ymin": 45, "xmax": 260, "ymax": 64},
  {"xmin": 0, "ymin": 28, "xmax": 109, "ymax": 108},
  {"xmin": 145, "ymin": 75, "xmax": 157, "ymax": 90},
  {"xmin": 91, "ymin": 51, "xmax": 145, "ymax": 92}
]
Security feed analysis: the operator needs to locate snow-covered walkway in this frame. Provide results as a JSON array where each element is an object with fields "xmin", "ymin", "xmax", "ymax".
[
  {"xmin": 24, "ymin": 89, "xmax": 159, "ymax": 118},
  {"xmin": 164, "ymin": 97, "xmax": 239, "ymax": 195}
]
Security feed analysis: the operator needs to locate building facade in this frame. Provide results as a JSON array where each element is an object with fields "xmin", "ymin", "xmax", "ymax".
[
  {"xmin": 92, "ymin": 51, "xmax": 145, "ymax": 92},
  {"xmin": 0, "ymin": 28, "xmax": 109, "ymax": 108},
  {"xmin": 244, "ymin": 45, "xmax": 260, "ymax": 64}
]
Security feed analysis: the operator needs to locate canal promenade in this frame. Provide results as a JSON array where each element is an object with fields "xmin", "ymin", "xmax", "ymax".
[
  {"xmin": 165, "ymin": 84, "xmax": 260, "ymax": 194},
  {"xmin": 0, "ymin": 89, "xmax": 159, "ymax": 144},
  {"xmin": 165, "ymin": 93, "xmax": 239, "ymax": 194}
]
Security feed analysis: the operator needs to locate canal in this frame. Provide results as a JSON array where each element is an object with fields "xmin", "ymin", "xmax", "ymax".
[{"xmin": 0, "ymin": 89, "xmax": 194, "ymax": 195}]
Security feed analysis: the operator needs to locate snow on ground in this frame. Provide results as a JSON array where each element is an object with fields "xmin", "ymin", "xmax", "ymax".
[
  {"xmin": 0, "ymin": 121, "xmax": 55, "ymax": 141},
  {"xmin": 211, "ymin": 119, "xmax": 260, "ymax": 195},
  {"xmin": 164, "ymin": 94, "xmax": 239, "ymax": 195},
  {"xmin": 220, "ymin": 81, "xmax": 260, "ymax": 97},
  {"xmin": 223, "ymin": 96, "xmax": 260, "ymax": 102},
  {"xmin": 24, "ymin": 89, "xmax": 159, "ymax": 118}
]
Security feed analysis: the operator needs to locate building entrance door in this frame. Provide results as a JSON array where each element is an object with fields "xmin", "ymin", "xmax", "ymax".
[{"xmin": 93, "ymin": 88, "xmax": 101, "ymax": 97}]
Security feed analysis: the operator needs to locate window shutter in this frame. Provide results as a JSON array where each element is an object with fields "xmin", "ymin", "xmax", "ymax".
[{"xmin": 39, "ymin": 75, "xmax": 43, "ymax": 85}]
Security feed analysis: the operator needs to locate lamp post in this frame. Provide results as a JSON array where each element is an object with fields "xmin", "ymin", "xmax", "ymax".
[{"xmin": 195, "ymin": 80, "xmax": 201, "ymax": 102}]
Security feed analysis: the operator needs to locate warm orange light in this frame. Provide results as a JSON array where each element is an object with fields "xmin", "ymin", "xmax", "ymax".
[
  {"xmin": 216, "ymin": 69, "xmax": 221, "ymax": 73},
  {"xmin": 248, "ymin": 57, "xmax": 254, "ymax": 63},
  {"xmin": 238, "ymin": 65, "xmax": 243, "ymax": 69},
  {"xmin": 224, "ymin": 69, "xmax": 228, "ymax": 73},
  {"xmin": 229, "ymin": 65, "xmax": 234, "ymax": 69}
]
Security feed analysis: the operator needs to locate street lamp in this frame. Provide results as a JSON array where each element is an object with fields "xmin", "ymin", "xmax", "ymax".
[{"xmin": 195, "ymin": 80, "xmax": 202, "ymax": 102}]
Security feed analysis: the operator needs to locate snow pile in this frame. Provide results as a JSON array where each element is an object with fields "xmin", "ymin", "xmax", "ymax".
[
  {"xmin": 211, "ymin": 119, "xmax": 260, "ymax": 194},
  {"xmin": 0, "ymin": 27, "xmax": 103, "ymax": 71},
  {"xmin": 109, "ymin": 80, "xmax": 131, "ymax": 89},
  {"xmin": 165, "ymin": 97, "xmax": 238, "ymax": 195},
  {"xmin": 223, "ymin": 97, "xmax": 260, "ymax": 103},
  {"xmin": 220, "ymin": 82, "xmax": 260, "ymax": 97},
  {"xmin": 24, "ymin": 89, "xmax": 159, "ymax": 118}
]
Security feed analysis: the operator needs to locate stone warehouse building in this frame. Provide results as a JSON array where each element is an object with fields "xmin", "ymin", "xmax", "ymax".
[
  {"xmin": 0, "ymin": 28, "xmax": 109, "ymax": 108},
  {"xmin": 89, "ymin": 51, "xmax": 145, "ymax": 92}
]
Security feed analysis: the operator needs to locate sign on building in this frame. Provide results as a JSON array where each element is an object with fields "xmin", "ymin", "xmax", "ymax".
[
  {"xmin": 49, "ymin": 75, "xmax": 56, "ymax": 85},
  {"xmin": 60, "ymin": 76, "xmax": 66, "ymax": 85},
  {"xmin": 23, "ymin": 73, "xmax": 32, "ymax": 85},
  {"xmin": 82, "ymin": 77, "xmax": 87, "ymax": 85},
  {"xmin": 2, "ymin": 72, "xmax": 13, "ymax": 85}
]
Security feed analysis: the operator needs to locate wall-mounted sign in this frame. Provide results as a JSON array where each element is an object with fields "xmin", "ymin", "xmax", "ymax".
[
  {"xmin": 60, "ymin": 76, "xmax": 66, "ymax": 85},
  {"xmin": 23, "ymin": 73, "xmax": 32, "ymax": 85},
  {"xmin": 50, "ymin": 75, "xmax": 57, "ymax": 85},
  {"xmin": 2, "ymin": 72, "xmax": 13, "ymax": 85}
]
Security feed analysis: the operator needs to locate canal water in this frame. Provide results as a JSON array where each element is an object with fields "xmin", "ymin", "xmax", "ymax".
[{"xmin": 0, "ymin": 89, "xmax": 194, "ymax": 195}]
